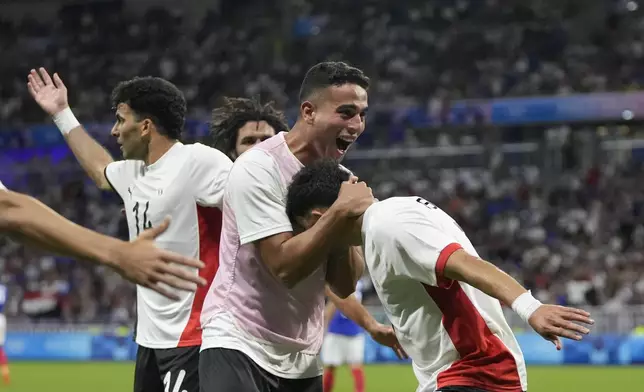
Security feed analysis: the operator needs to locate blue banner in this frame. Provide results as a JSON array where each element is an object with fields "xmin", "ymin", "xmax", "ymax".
[
  {"xmin": 361, "ymin": 332, "xmax": 644, "ymax": 365},
  {"xmin": 5, "ymin": 331, "xmax": 644, "ymax": 364}
]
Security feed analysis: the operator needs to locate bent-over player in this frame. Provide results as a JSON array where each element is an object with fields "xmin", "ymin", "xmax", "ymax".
[{"xmin": 286, "ymin": 159, "xmax": 595, "ymax": 392}]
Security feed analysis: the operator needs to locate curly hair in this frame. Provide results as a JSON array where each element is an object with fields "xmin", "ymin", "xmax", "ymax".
[
  {"xmin": 298, "ymin": 61, "xmax": 370, "ymax": 102},
  {"xmin": 111, "ymin": 76, "xmax": 186, "ymax": 140},
  {"xmin": 286, "ymin": 158, "xmax": 351, "ymax": 225},
  {"xmin": 209, "ymin": 96, "xmax": 289, "ymax": 158}
]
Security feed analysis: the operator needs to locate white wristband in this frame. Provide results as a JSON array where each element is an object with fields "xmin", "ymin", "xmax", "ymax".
[
  {"xmin": 53, "ymin": 107, "xmax": 80, "ymax": 135},
  {"xmin": 511, "ymin": 291, "xmax": 542, "ymax": 323}
]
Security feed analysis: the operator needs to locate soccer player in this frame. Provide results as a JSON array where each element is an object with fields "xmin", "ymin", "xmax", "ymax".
[
  {"xmin": 285, "ymin": 159, "xmax": 596, "ymax": 392},
  {"xmin": 28, "ymin": 68, "xmax": 232, "ymax": 392},
  {"xmin": 322, "ymin": 278, "xmax": 368, "ymax": 392},
  {"xmin": 208, "ymin": 95, "xmax": 403, "ymax": 360},
  {"xmin": 0, "ymin": 182, "xmax": 205, "ymax": 297},
  {"xmin": 200, "ymin": 62, "xmax": 401, "ymax": 392},
  {"xmin": 209, "ymin": 96, "xmax": 290, "ymax": 161}
]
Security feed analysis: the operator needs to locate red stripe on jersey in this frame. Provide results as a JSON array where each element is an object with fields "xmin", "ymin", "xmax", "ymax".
[
  {"xmin": 178, "ymin": 205, "xmax": 223, "ymax": 347},
  {"xmin": 423, "ymin": 247, "xmax": 522, "ymax": 391}
]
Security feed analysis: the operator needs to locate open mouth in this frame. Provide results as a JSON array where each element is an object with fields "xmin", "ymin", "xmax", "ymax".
[{"xmin": 336, "ymin": 138, "xmax": 352, "ymax": 152}]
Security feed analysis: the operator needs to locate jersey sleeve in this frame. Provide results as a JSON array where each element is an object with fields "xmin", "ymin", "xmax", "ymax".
[
  {"xmin": 104, "ymin": 160, "xmax": 141, "ymax": 199},
  {"xmin": 0, "ymin": 181, "xmax": 5, "ymax": 190},
  {"xmin": 379, "ymin": 208, "xmax": 462, "ymax": 288},
  {"xmin": 225, "ymin": 150, "xmax": 292, "ymax": 245},
  {"xmin": 189, "ymin": 144, "xmax": 233, "ymax": 208}
]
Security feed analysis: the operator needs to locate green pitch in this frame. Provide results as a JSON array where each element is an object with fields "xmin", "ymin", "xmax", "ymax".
[{"xmin": 3, "ymin": 362, "xmax": 642, "ymax": 391}]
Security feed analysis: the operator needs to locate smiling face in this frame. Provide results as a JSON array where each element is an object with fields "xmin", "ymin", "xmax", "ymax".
[{"xmin": 300, "ymin": 83, "xmax": 368, "ymax": 159}]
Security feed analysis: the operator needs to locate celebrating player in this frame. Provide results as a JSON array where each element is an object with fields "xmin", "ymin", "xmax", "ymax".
[
  {"xmin": 209, "ymin": 95, "xmax": 404, "ymax": 361},
  {"xmin": 28, "ymin": 68, "xmax": 232, "ymax": 392},
  {"xmin": 322, "ymin": 279, "xmax": 369, "ymax": 392},
  {"xmin": 199, "ymin": 62, "xmax": 400, "ymax": 391},
  {"xmin": 0, "ymin": 183, "xmax": 206, "ymax": 297},
  {"xmin": 285, "ymin": 159, "xmax": 595, "ymax": 392}
]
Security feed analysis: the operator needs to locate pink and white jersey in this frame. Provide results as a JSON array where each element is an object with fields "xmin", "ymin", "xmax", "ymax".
[
  {"xmin": 104, "ymin": 142, "xmax": 232, "ymax": 349},
  {"xmin": 201, "ymin": 132, "xmax": 326, "ymax": 379},
  {"xmin": 361, "ymin": 197, "xmax": 527, "ymax": 392}
]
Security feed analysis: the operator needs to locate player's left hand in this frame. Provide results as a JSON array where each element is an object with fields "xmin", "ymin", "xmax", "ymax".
[
  {"xmin": 368, "ymin": 323, "xmax": 408, "ymax": 360},
  {"xmin": 528, "ymin": 304, "xmax": 594, "ymax": 350}
]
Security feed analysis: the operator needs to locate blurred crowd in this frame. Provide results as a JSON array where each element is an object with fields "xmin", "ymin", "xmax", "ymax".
[{"xmin": 1, "ymin": 0, "xmax": 644, "ymax": 324}]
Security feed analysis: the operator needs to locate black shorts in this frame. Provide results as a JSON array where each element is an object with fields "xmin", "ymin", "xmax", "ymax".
[
  {"xmin": 134, "ymin": 345, "xmax": 200, "ymax": 392},
  {"xmin": 199, "ymin": 348, "xmax": 322, "ymax": 392}
]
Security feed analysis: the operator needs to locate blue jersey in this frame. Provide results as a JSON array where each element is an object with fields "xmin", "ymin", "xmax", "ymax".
[
  {"xmin": 0, "ymin": 284, "xmax": 7, "ymax": 313},
  {"xmin": 328, "ymin": 280, "xmax": 364, "ymax": 337}
]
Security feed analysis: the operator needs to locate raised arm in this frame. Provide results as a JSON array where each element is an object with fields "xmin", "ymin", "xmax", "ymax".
[
  {"xmin": 0, "ymin": 188, "xmax": 206, "ymax": 299},
  {"xmin": 28, "ymin": 68, "xmax": 114, "ymax": 190}
]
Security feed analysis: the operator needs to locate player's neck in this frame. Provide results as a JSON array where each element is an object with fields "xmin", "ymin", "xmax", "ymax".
[
  {"xmin": 144, "ymin": 136, "xmax": 178, "ymax": 166},
  {"xmin": 285, "ymin": 122, "xmax": 323, "ymax": 165}
]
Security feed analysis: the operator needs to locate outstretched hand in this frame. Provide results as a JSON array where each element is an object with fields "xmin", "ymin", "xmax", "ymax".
[
  {"xmin": 528, "ymin": 304, "xmax": 594, "ymax": 350},
  {"xmin": 110, "ymin": 217, "xmax": 207, "ymax": 299},
  {"xmin": 27, "ymin": 67, "xmax": 69, "ymax": 116}
]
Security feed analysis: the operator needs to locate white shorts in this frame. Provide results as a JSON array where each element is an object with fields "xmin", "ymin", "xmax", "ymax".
[
  {"xmin": 0, "ymin": 314, "xmax": 6, "ymax": 346},
  {"xmin": 321, "ymin": 332, "xmax": 365, "ymax": 366}
]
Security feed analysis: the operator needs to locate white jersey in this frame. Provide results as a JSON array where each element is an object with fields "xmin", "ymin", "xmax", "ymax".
[
  {"xmin": 361, "ymin": 197, "xmax": 527, "ymax": 392},
  {"xmin": 201, "ymin": 132, "xmax": 326, "ymax": 379},
  {"xmin": 0, "ymin": 181, "xmax": 5, "ymax": 190},
  {"xmin": 105, "ymin": 142, "xmax": 232, "ymax": 349}
]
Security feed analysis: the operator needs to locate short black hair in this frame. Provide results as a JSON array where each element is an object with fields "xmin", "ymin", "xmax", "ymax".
[
  {"xmin": 209, "ymin": 96, "xmax": 289, "ymax": 158},
  {"xmin": 111, "ymin": 76, "xmax": 186, "ymax": 140},
  {"xmin": 286, "ymin": 158, "xmax": 351, "ymax": 224},
  {"xmin": 298, "ymin": 62, "xmax": 370, "ymax": 103}
]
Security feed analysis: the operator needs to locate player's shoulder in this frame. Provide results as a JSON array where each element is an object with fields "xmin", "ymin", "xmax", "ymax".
[
  {"xmin": 106, "ymin": 159, "xmax": 144, "ymax": 175},
  {"xmin": 184, "ymin": 143, "xmax": 232, "ymax": 162},
  {"xmin": 363, "ymin": 197, "xmax": 433, "ymax": 235},
  {"xmin": 234, "ymin": 146, "xmax": 278, "ymax": 171}
]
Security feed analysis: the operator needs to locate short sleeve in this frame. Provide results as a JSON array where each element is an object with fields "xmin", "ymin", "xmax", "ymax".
[
  {"xmin": 104, "ymin": 160, "xmax": 142, "ymax": 199},
  {"xmin": 0, "ymin": 181, "xmax": 6, "ymax": 190},
  {"xmin": 188, "ymin": 144, "xmax": 233, "ymax": 208},
  {"xmin": 225, "ymin": 149, "xmax": 292, "ymax": 245},
  {"xmin": 372, "ymin": 207, "xmax": 462, "ymax": 288}
]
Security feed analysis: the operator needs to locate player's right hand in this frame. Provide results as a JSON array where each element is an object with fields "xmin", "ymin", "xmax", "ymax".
[
  {"xmin": 335, "ymin": 178, "xmax": 374, "ymax": 217},
  {"xmin": 27, "ymin": 68, "xmax": 69, "ymax": 116},
  {"xmin": 110, "ymin": 217, "xmax": 207, "ymax": 300},
  {"xmin": 528, "ymin": 304, "xmax": 594, "ymax": 350}
]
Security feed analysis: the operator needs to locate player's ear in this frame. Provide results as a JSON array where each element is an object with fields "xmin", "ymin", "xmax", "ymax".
[
  {"xmin": 310, "ymin": 208, "xmax": 327, "ymax": 222},
  {"xmin": 140, "ymin": 118, "xmax": 153, "ymax": 137},
  {"xmin": 300, "ymin": 100, "xmax": 315, "ymax": 125}
]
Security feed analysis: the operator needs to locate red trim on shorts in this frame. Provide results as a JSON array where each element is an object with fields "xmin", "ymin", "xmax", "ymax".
[
  {"xmin": 178, "ymin": 206, "xmax": 223, "ymax": 347},
  {"xmin": 422, "ymin": 281, "xmax": 522, "ymax": 392}
]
